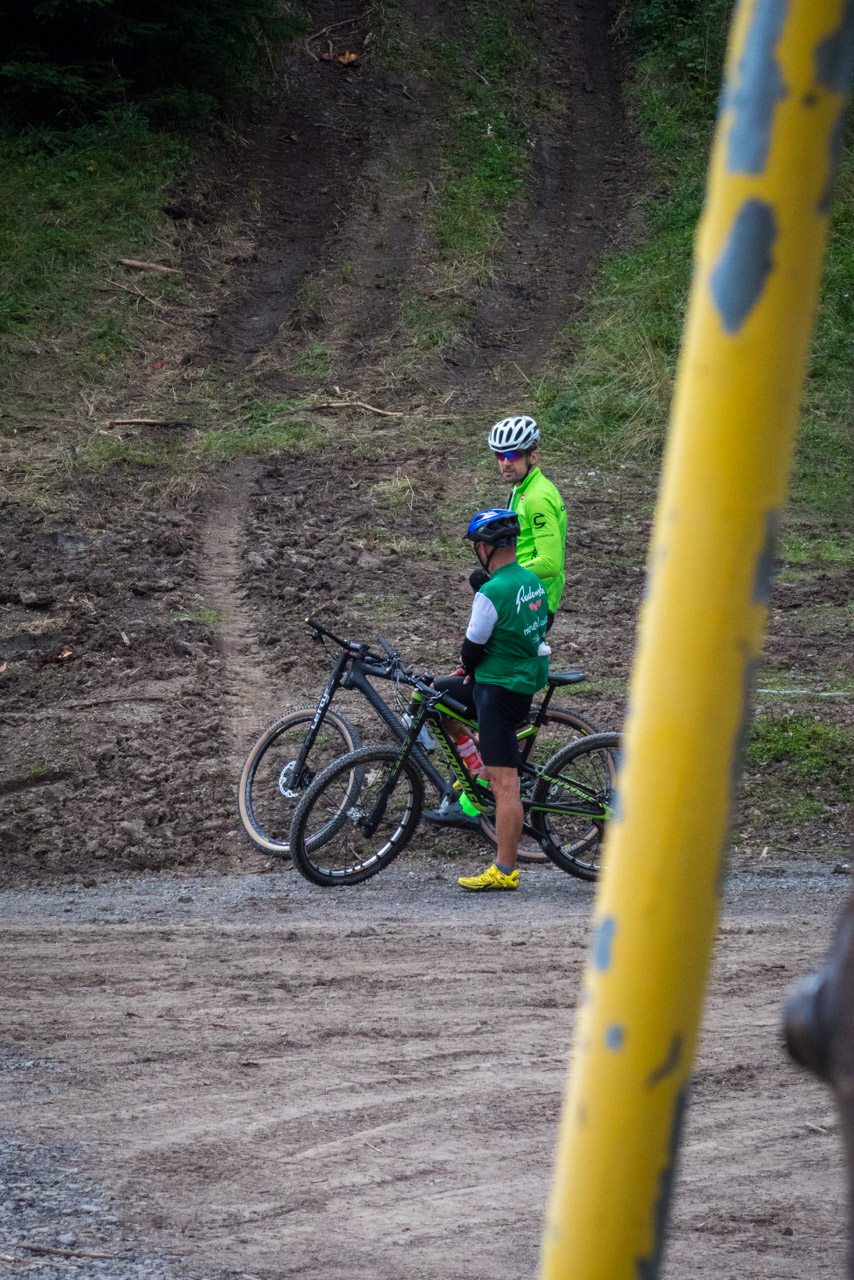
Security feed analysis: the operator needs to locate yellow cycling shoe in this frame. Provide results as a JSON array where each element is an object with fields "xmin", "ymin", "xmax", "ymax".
[{"xmin": 458, "ymin": 864, "xmax": 520, "ymax": 892}]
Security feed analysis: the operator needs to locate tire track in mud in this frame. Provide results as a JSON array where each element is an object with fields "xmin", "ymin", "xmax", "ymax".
[{"xmin": 199, "ymin": 464, "xmax": 275, "ymax": 774}]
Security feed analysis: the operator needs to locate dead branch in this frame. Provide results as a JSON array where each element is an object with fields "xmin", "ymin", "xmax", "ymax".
[
  {"xmin": 118, "ymin": 258, "xmax": 181, "ymax": 274},
  {"xmin": 107, "ymin": 279, "xmax": 163, "ymax": 307},
  {"xmin": 305, "ymin": 8, "xmax": 374, "ymax": 45},
  {"xmin": 310, "ymin": 400, "xmax": 403, "ymax": 417},
  {"xmin": 108, "ymin": 418, "xmax": 192, "ymax": 427},
  {"xmin": 19, "ymin": 1243, "xmax": 116, "ymax": 1261}
]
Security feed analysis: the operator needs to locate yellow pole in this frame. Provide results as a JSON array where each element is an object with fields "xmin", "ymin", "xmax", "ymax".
[{"xmin": 541, "ymin": 3, "xmax": 854, "ymax": 1277}]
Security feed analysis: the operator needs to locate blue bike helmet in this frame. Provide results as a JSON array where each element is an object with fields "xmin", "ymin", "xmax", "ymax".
[{"xmin": 464, "ymin": 508, "xmax": 520, "ymax": 546}]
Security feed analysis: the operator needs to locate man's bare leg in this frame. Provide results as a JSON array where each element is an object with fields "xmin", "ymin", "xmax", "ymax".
[{"xmin": 483, "ymin": 765, "xmax": 522, "ymax": 871}]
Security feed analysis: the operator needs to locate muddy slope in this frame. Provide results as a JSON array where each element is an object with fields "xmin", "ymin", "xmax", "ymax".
[{"xmin": 0, "ymin": 0, "xmax": 639, "ymax": 886}]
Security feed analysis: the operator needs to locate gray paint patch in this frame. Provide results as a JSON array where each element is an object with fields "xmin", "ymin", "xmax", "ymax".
[
  {"xmin": 593, "ymin": 915, "xmax": 617, "ymax": 972},
  {"xmin": 816, "ymin": 0, "xmax": 854, "ymax": 92},
  {"xmin": 752, "ymin": 508, "xmax": 780, "ymax": 604},
  {"xmin": 725, "ymin": 0, "xmax": 789, "ymax": 174},
  {"xmin": 819, "ymin": 105, "xmax": 847, "ymax": 214},
  {"xmin": 646, "ymin": 1034, "xmax": 683, "ymax": 1089},
  {"xmin": 635, "ymin": 1086, "xmax": 689, "ymax": 1280},
  {"xmin": 710, "ymin": 199, "xmax": 778, "ymax": 334},
  {"xmin": 605, "ymin": 1023, "xmax": 625, "ymax": 1051}
]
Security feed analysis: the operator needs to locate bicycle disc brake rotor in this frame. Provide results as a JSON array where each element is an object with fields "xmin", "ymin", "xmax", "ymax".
[{"xmin": 278, "ymin": 761, "xmax": 310, "ymax": 799}]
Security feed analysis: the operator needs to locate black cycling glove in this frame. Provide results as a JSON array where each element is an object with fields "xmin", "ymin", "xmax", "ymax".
[{"xmin": 469, "ymin": 568, "xmax": 490, "ymax": 593}]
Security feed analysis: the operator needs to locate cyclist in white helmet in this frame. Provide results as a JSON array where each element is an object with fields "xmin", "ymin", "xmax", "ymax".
[{"xmin": 487, "ymin": 415, "xmax": 567, "ymax": 630}]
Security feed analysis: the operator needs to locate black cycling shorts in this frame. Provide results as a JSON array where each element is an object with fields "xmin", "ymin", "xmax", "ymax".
[{"xmin": 433, "ymin": 675, "xmax": 533, "ymax": 770}]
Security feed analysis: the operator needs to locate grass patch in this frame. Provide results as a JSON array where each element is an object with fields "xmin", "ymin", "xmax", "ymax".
[
  {"xmin": 429, "ymin": 10, "xmax": 536, "ymax": 264},
  {"xmin": 747, "ymin": 714, "xmax": 852, "ymax": 788},
  {"xmin": 781, "ymin": 533, "xmax": 854, "ymax": 565},
  {"xmin": 352, "ymin": 593, "xmax": 410, "ymax": 622},
  {"xmin": 292, "ymin": 344, "xmax": 331, "ymax": 377},
  {"xmin": 0, "ymin": 109, "xmax": 188, "ymax": 388},
  {"xmin": 371, "ymin": 471, "xmax": 417, "ymax": 513},
  {"xmin": 173, "ymin": 608, "xmax": 222, "ymax": 626},
  {"xmin": 199, "ymin": 422, "xmax": 313, "ymax": 462},
  {"xmin": 78, "ymin": 433, "xmax": 184, "ymax": 470},
  {"xmin": 380, "ymin": 1, "xmax": 538, "ymax": 353},
  {"xmin": 198, "ymin": 401, "xmax": 319, "ymax": 462},
  {"xmin": 402, "ymin": 295, "xmax": 473, "ymax": 350},
  {"xmin": 537, "ymin": 3, "xmax": 854, "ymax": 529}
]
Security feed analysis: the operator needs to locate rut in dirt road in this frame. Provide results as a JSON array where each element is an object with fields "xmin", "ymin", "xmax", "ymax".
[{"xmin": 200, "ymin": 463, "xmax": 276, "ymax": 774}]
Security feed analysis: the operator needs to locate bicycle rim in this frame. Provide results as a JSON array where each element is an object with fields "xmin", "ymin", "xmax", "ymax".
[
  {"xmin": 291, "ymin": 747, "xmax": 423, "ymax": 885},
  {"xmin": 532, "ymin": 733, "xmax": 620, "ymax": 880},
  {"xmin": 238, "ymin": 708, "xmax": 361, "ymax": 856}
]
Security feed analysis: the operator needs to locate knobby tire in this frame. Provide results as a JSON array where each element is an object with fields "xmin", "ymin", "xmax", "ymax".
[{"xmin": 289, "ymin": 745, "xmax": 424, "ymax": 886}]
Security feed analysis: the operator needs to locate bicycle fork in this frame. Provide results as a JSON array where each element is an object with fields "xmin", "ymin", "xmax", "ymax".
[{"xmin": 289, "ymin": 651, "xmax": 350, "ymax": 789}]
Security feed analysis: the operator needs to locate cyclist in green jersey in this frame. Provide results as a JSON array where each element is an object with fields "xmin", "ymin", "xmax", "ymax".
[
  {"xmin": 430, "ymin": 509, "xmax": 551, "ymax": 892},
  {"xmin": 487, "ymin": 415, "xmax": 567, "ymax": 629}
]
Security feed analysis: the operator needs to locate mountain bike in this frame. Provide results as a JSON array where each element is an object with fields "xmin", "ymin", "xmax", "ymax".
[
  {"xmin": 288, "ymin": 660, "xmax": 620, "ymax": 887},
  {"xmin": 237, "ymin": 618, "xmax": 599, "ymax": 858}
]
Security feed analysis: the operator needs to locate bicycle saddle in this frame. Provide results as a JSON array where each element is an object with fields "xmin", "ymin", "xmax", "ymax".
[{"xmin": 548, "ymin": 669, "xmax": 586, "ymax": 686}]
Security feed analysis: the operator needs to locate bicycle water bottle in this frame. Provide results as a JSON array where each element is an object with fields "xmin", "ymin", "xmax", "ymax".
[{"xmin": 456, "ymin": 732, "xmax": 483, "ymax": 772}]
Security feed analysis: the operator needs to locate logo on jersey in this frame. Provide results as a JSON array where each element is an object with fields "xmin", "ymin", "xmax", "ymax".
[
  {"xmin": 516, "ymin": 582, "xmax": 545, "ymax": 614},
  {"xmin": 532, "ymin": 512, "xmax": 547, "ymax": 529}
]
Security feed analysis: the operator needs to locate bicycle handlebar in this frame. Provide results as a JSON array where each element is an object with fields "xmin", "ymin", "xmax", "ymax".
[
  {"xmin": 305, "ymin": 616, "xmax": 417, "ymax": 680},
  {"xmin": 305, "ymin": 615, "xmax": 384, "ymax": 664},
  {"xmin": 437, "ymin": 692, "xmax": 470, "ymax": 718}
]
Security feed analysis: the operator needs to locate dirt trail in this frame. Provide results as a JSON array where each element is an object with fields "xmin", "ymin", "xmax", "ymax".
[
  {"xmin": 458, "ymin": 0, "xmax": 632, "ymax": 380},
  {"xmin": 0, "ymin": 862, "xmax": 848, "ymax": 1280},
  {"xmin": 199, "ymin": 464, "xmax": 275, "ymax": 772}
]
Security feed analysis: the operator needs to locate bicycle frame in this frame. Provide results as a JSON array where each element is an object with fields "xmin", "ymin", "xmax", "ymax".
[
  {"xmin": 287, "ymin": 644, "xmax": 453, "ymax": 801},
  {"xmin": 359, "ymin": 689, "xmax": 611, "ymax": 843},
  {"xmin": 290, "ymin": 618, "xmax": 583, "ymax": 808}
]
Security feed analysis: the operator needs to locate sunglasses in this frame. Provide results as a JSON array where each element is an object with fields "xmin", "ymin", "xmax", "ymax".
[{"xmin": 495, "ymin": 449, "xmax": 527, "ymax": 461}]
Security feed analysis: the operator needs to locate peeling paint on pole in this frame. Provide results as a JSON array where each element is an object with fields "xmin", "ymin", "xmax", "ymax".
[
  {"xmin": 726, "ymin": 0, "xmax": 789, "ymax": 174},
  {"xmin": 710, "ymin": 199, "xmax": 778, "ymax": 332},
  {"xmin": 540, "ymin": 5, "xmax": 853, "ymax": 1278}
]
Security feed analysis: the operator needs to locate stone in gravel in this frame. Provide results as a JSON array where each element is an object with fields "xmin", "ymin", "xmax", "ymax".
[
  {"xmin": 832, "ymin": 862, "xmax": 851, "ymax": 875},
  {"xmin": 178, "ymin": 895, "xmax": 193, "ymax": 903},
  {"xmin": 58, "ymin": 1232, "xmax": 76, "ymax": 1245}
]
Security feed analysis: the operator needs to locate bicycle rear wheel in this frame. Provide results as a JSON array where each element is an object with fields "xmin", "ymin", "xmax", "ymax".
[
  {"xmin": 530, "ymin": 732, "xmax": 621, "ymax": 880},
  {"xmin": 480, "ymin": 703, "xmax": 600, "ymax": 861},
  {"xmin": 238, "ymin": 707, "xmax": 362, "ymax": 858},
  {"xmin": 289, "ymin": 746, "xmax": 424, "ymax": 886}
]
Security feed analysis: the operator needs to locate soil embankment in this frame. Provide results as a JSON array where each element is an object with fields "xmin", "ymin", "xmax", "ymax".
[{"xmin": 0, "ymin": 0, "xmax": 636, "ymax": 886}]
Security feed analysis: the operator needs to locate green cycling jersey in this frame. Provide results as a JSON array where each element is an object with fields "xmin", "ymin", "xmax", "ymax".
[{"xmin": 509, "ymin": 465, "xmax": 567, "ymax": 612}]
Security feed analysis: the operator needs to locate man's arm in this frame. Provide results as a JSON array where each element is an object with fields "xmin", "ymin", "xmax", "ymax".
[
  {"xmin": 460, "ymin": 591, "xmax": 497, "ymax": 673},
  {"xmin": 520, "ymin": 497, "xmax": 564, "ymax": 581}
]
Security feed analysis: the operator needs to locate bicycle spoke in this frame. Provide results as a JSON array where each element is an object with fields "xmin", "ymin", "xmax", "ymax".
[
  {"xmin": 295, "ymin": 751, "xmax": 421, "ymax": 883},
  {"xmin": 531, "ymin": 733, "xmax": 620, "ymax": 880},
  {"xmin": 239, "ymin": 709, "xmax": 361, "ymax": 856}
]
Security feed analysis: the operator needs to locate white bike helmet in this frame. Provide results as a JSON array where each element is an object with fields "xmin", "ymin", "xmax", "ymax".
[{"xmin": 487, "ymin": 415, "xmax": 540, "ymax": 453}]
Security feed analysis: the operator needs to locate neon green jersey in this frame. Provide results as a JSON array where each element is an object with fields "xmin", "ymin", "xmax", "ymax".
[{"xmin": 509, "ymin": 466, "xmax": 567, "ymax": 612}]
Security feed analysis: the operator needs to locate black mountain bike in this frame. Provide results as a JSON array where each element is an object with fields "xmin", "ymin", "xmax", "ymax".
[
  {"xmin": 238, "ymin": 618, "xmax": 599, "ymax": 858},
  {"xmin": 288, "ymin": 651, "xmax": 621, "ymax": 887}
]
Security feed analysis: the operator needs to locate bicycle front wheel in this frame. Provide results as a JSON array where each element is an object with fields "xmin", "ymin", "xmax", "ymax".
[
  {"xmin": 530, "ymin": 732, "xmax": 621, "ymax": 880},
  {"xmin": 289, "ymin": 746, "xmax": 424, "ymax": 886},
  {"xmin": 238, "ymin": 707, "xmax": 362, "ymax": 858}
]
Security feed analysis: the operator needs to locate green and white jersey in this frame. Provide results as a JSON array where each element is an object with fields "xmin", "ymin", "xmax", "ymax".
[
  {"xmin": 509, "ymin": 466, "xmax": 567, "ymax": 612},
  {"xmin": 466, "ymin": 561, "xmax": 550, "ymax": 694}
]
